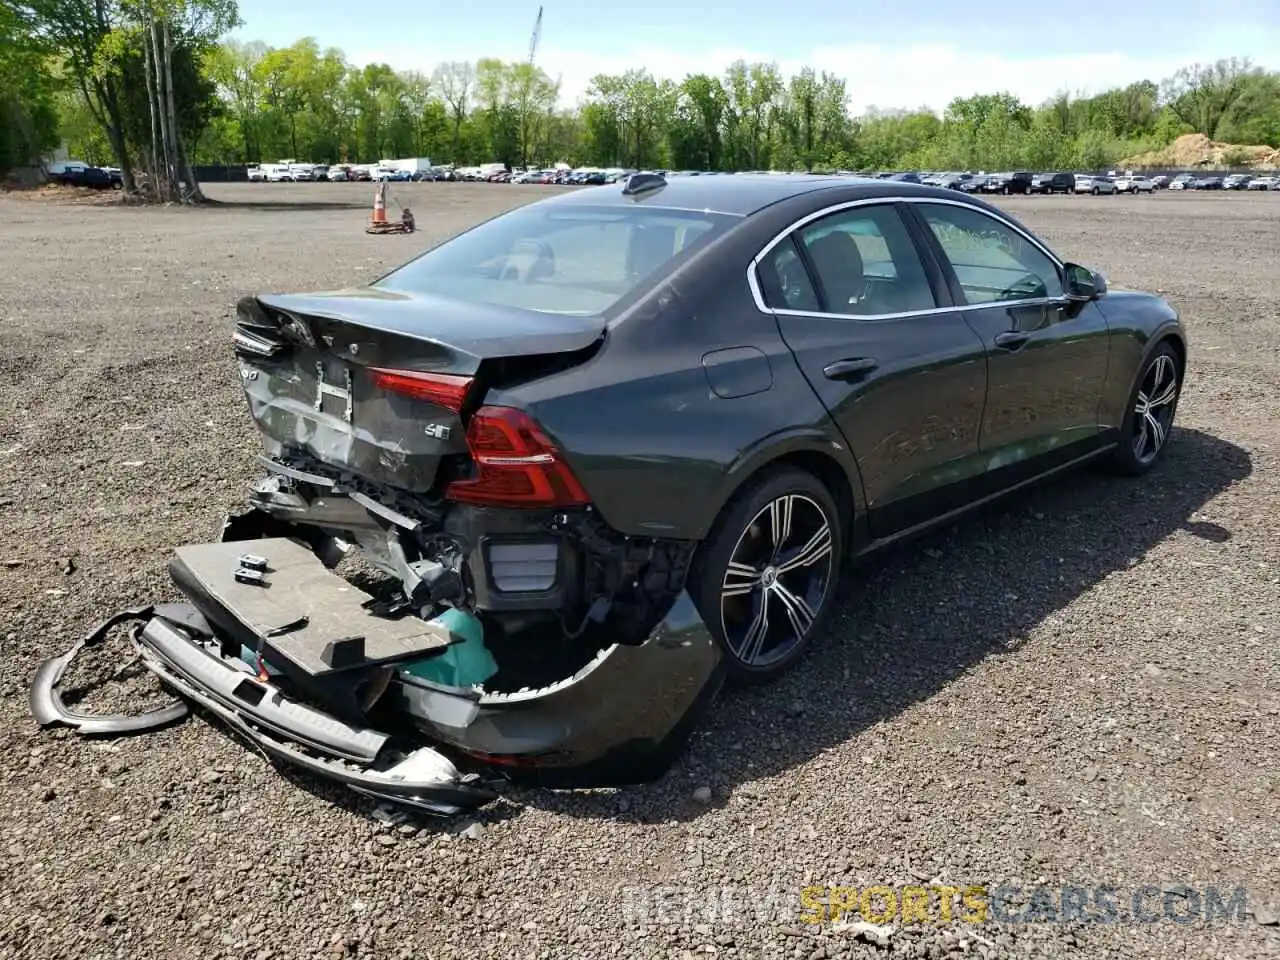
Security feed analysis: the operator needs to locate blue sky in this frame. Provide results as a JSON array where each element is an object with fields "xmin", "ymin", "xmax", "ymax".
[{"xmin": 230, "ymin": 0, "xmax": 1280, "ymax": 113}]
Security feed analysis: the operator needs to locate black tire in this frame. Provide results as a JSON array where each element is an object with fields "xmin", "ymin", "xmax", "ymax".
[
  {"xmin": 689, "ymin": 466, "xmax": 844, "ymax": 684},
  {"xmin": 1107, "ymin": 342, "xmax": 1182, "ymax": 476}
]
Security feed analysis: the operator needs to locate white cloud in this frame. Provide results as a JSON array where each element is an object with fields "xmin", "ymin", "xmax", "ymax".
[{"xmin": 352, "ymin": 40, "xmax": 1215, "ymax": 115}]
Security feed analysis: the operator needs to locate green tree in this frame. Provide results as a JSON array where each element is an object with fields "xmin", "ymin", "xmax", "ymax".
[
  {"xmin": 0, "ymin": 3, "xmax": 60, "ymax": 175},
  {"xmin": 18, "ymin": 0, "xmax": 139, "ymax": 189},
  {"xmin": 1162, "ymin": 58, "xmax": 1256, "ymax": 139}
]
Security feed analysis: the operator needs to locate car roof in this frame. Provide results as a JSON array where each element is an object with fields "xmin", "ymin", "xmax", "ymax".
[{"xmin": 539, "ymin": 173, "xmax": 986, "ymax": 217}]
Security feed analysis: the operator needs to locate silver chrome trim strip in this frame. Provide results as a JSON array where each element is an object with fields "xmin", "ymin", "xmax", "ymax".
[{"xmin": 746, "ymin": 195, "xmax": 1065, "ymax": 320}]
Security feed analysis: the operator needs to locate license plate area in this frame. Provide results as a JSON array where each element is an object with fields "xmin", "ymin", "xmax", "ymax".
[{"xmin": 314, "ymin": 359, "xmax": 353, "ymax": 423}]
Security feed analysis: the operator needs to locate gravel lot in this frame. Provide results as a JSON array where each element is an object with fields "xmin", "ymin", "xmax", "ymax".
[{"xmin": 1, "ymin": 182, "xmax": 1277, "ymax": 960}]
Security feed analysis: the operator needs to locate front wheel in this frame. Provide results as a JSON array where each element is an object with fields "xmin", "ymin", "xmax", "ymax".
[
  {"xmin": 689, "ymin": 467, "xmax": 843, "ymax": 684},
  {"xmin": 1108, "ymin": 343, "xmax": 1182, "ymax": 476}
]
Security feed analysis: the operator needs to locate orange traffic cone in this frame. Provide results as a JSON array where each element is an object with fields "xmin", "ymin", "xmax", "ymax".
[
  {"xmin": 370, "ymin": 182, "xmax": 388, "ymax": 225},
  {"xmin": 366, "ymin": 179, "xmax": 411, "ymax": 234}
]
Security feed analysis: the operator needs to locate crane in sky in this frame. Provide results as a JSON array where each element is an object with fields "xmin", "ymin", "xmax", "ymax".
[{"xmin": 528, "ymin": 6, "xmax": 542, "ymax": 68}]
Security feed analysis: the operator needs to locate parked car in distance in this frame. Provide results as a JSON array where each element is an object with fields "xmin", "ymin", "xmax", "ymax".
[
  {"xmin": 1168, "ymin": 174, "xmax": 1195, "ymax": 190},
  {"xmin": 1247, "ymin": 175, "xmax": 1277, "ymax": 190},
  {"xmin": 982, "ymin": 171, "xmax": 1034, "ymax": 195},
  {"xmin": 1114, "ymin": 174, "xmax": 1155, "ymax": 194},
  {"xmin": 1223, "ymin": 174, "xmax": 1251, "ymax": 190},
  {"xmin": 1192, "ymin": 176, "xmax": 1224, "ymax": 190},
  {"xmin": 1076, "ymin": 175, "xmax": 1117, "ymax": 195},
  {"xmin": 1031, "ymin": 172, "xmax": 1076, "ymax": 194},
  {"xmin": 49, "ymin": 164, "xmax": 121, "ymax": 189}
]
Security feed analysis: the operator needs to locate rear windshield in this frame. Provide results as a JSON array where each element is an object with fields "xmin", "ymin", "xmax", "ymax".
[{"xmin": 374, "ymin": 203, "xmax": 737, "ymax": 315}]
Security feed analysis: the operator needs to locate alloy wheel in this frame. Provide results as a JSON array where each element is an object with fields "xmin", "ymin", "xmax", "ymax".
[
  {"xmin": 720, "ymin": 494, "xmax": 834, "ymax": 670},
  {"xmin": 1132, "ymin": 353, "xmax": 1178, "ymax": 463}
]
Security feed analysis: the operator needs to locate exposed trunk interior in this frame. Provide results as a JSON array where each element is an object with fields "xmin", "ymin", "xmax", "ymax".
[{"xmin": 333, "ymin": 553, "xmax": 614, "ymax": 696}]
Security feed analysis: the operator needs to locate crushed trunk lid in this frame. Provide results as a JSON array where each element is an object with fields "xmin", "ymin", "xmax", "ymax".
[{"xmin": 234, "ymin": 289, "xmax": 605, "ymax": 493}]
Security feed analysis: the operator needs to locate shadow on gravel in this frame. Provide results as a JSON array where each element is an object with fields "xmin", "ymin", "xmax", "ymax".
[
  {"xmin": 204, "ymin": 199, "xmax": 373, "ymax": 212},
  {"xmin": 532, "ymin": 426, "xmax": 1251, "ymax": 824}
]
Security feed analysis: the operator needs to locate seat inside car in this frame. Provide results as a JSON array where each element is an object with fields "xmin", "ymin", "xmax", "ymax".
[{"xmin": 805, "ymin": 230, "xmax": 867, "ymax": 312}]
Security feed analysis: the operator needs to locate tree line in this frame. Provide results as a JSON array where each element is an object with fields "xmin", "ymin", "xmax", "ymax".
[{"xmin": 4, "ymin": 3, "xmax": 1279, "ymax": 198}]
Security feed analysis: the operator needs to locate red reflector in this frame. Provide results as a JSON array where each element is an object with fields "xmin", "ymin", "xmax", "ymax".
[
  {"xmin": 456, "ymin": 749, "xmax": 553, "ymax": 768},
  {"xmin": 368, "ymin": 367, "xmax": 472, "ymax": 413},
  {"xmin": 445, "ymin": 406, "xmax": 589, "ymax": 508}
]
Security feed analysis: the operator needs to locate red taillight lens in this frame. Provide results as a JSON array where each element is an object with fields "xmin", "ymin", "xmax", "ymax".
[
  {"xmin": 369, "ymin": 368, "xmax": 473, "ymax": 413},
  {"xmin": 445, "ymin": 405, "xmax": 589, "ymax": 508}
]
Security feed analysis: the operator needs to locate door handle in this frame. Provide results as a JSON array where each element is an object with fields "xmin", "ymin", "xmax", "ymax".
[
  {"xmin": 994, "ymin": 331, "xmax": 1030, "ymax": 351},
  {"xmin": 823, "ymin": 358, "xmax": 879, "ymax": 380}
]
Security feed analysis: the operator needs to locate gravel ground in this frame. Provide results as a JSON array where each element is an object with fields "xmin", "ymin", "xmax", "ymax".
[{"xmin": 1, "ymin": 183, "xmax": 1277, "ymax": 960}]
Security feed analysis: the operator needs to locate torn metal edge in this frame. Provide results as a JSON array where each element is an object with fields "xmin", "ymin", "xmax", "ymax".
[{"xmin": 30, "ymin": 604, "xmax": 191, "ymax": 735}]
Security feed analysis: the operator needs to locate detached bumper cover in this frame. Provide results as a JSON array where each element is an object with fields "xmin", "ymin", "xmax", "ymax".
[
  {"xmin": 393, "ymin": 591, "xmax": 724, "ymax": 785},
  {"xmin": 132, "ymin": 611, "xmax": 500, "ymax": 815},
  {"xmin": 30, "ymin": 539, "xmax": 724, "ymax": 812}
]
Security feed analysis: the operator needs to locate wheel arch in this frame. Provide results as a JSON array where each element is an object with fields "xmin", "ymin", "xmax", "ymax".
[
  {"xmin": 704, "ymin": 430, "xmax": 866, "ymax": 545},
  {"xmin": 1156, "ymin": 328, "xmax": 1187, "ymax": 380},
  {"xmin": 1134, "ymin": 323, "xmax": 1187, "ymax": 393}
]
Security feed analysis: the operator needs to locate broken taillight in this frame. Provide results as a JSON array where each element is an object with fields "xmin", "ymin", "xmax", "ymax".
[
  {"xmin": 445, "ymin": 406, "xmax": 589, "ymax": 508},
  {"xmin": 369, "ymin": 367, "xmax": 473, "ymax": 413}
]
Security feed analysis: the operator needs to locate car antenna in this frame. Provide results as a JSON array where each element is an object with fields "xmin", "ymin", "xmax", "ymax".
[{"xmin": 621, "ymin": 172, "xmax": 667, "ymax": 197}]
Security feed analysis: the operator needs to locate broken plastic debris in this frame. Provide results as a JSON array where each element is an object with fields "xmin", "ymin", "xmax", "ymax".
[{"xmin": 399, "ymin": 608, "xmax": 497, "ymax": 688}]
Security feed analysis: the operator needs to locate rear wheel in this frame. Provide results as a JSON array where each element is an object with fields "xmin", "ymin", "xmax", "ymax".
[
  {"xmin": 690, "ymin": 467, "xmax": 843, "ymax": 684},
  {"xmin": 1108, "ymin": 343, "xmax": 1182, "ymax": 476}
]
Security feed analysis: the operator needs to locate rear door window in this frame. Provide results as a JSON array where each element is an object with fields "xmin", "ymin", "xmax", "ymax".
[{"xmin": 758, "ymin": 203, "xmax": 937, "ymax": 317}]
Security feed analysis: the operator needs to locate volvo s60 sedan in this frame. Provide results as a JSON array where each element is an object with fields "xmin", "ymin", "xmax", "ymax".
[{"xmin": 33, "ymin": 173, "xmax": 1186, "ymax": 814}]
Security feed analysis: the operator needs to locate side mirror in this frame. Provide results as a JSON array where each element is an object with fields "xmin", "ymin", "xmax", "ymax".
[{"xmin": 1064, "ymin": 262, "xmax": 1106, "ymax": 301}]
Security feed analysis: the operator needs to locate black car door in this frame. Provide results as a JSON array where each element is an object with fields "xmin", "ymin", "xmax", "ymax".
[
  {"xmin": 754, "ymin": 199, "xmax": 990, "ymax": 538},
  {"xmin": 907, "ymin": 200, "xmax": 1112, "ymax": 482}
]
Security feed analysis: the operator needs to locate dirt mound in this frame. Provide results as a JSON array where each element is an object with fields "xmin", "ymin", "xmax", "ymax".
[
  {"xmin": 3, "ymin": 182, "xmax": 147, "ymax": 205},
  {"xmin": 1122, "ymin": 133, "xmax": 1279, "ymax": 169}
]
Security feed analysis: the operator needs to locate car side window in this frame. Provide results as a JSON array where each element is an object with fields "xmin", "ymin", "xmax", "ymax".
[
  {"xmin": 918, "ymin": 204, "xmax": 1064, "ymax": 305},
  {"xmin": 795, "ymin": 205, "xmax": 938, "ymax": 316},
  {"xmin": 757, "ymin": 240, "xmax": 821, "ymax": 312}
]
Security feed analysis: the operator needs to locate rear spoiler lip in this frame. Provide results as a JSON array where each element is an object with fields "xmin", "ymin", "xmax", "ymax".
[{"xmin": 253, "ymin": 289, "xmax": 608, "ymax": 364}]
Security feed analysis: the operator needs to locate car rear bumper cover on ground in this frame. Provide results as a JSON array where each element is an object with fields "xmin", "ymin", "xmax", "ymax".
[{"xmin": 30, "ymin": 541, "xmax": 723, "ymax": 813}]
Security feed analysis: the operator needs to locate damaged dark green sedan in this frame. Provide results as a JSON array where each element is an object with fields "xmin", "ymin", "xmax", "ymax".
[{"xmin": 32, "ymin": 173, "xmax": 1186, "ymax": 814}]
